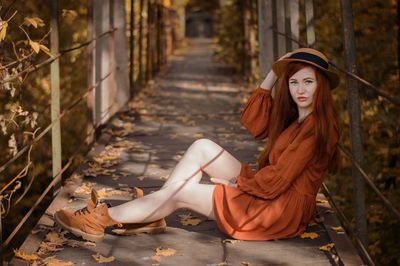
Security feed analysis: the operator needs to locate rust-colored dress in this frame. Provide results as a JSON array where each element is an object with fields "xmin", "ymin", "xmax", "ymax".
[{"xmin": 212, "ymin": 88, "xmax": 338, "ymax": 240}]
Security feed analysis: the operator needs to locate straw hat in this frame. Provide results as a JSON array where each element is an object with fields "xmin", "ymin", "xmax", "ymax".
[{"xmin": 272, "ymin": 48, "xmax": 340, "ymax": 89}]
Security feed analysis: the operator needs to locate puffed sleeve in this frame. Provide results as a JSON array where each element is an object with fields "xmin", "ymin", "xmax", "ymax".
[
  {"xmin": 240, "ymin": 88, "xmax": 273, "ymax": 140},
  {"xmin": 236, "ymin": 135, "xmax": 316, "ymax": 199}
]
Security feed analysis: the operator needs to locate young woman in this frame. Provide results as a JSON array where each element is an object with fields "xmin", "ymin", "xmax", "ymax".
[{"xmin": 54, "ymin": 48, "xmax": 341, "ymax": 242}]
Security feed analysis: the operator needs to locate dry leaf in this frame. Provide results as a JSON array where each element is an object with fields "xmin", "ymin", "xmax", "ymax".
[
  {"xmin": 242, "ymin": 262, "xmax": 252, "ymax": 266},
  {"xmin": 319, "ymin": 243, "xmax": 335, "ymax": 252},
  {"xmin": 160, "ymin": 175, "xmax": 169, "ymax": 180},
  {"xmin": 92, "ymin": 253, "xmax": 116, "ymax": 263},
  {"xmin": 155, "ymin": 247, "xmax": 176, "ymax": 257},
  {"xmin": 45, "ymin": 231, "xmax": 66, "ymax": 245},
  {"xmin": 300, "ymin": 232, "xmax": 319, "ymax": 239},
  {"xmin": 316, "ymin": 199, "xmax": 328, "ymax": 204},
  {"xmin": 331, "ymin": 226, "xmax": 344, "ymax": 232},
  {"xmin": 222, "ymin": 239, "xmax": 241, "ymax": 244},
  {"xmin": 0, "ymin": 21, "xmax": 8, "ymax": 42},
  {"xmin": 24, "ymin": 17, "xmax": 45, "ymax": 28},
  {"xmin": 84, "ymin": 241, "xmax": 97, "ymax": 247},
  {"xmin": 43, "ymin": 256, "xmax": 73, "ymax": 266},
  {"xmin": 138, "ymin": 175, "xmax": 145, "ymax": 181},
  {"xmin": 29, "ymin": 40, "xmax": 40, "ymax": 53},
  {"xmin": 14, "ymin": 249, "xmax": 39, "ymax": 261},
  {"xmin": 180, "ymin": 218, "xmax": 202, "ymax": 226}
]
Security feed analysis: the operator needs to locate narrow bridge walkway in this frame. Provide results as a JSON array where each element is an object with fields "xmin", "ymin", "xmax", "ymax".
[{"xmin": 14, "ymin": 39, "xmax": 363, "ymax": 265}]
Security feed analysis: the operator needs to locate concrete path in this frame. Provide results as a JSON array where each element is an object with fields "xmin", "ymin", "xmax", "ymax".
[{"xmin": 13, "ymin": 39, "xmax": 364, "ymax": 266}]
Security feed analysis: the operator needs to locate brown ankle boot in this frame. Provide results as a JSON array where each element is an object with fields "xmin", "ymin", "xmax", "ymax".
[
  {"xmin": 54, "ymin": 189, "xmax": 119, "ymax": 242},
  {"xmin": 112, "ymin": 187, "xmax": 167, "ymax": 236}
]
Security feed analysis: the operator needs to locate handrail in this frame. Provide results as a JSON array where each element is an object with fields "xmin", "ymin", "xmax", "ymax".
[
  {"xmin": 272, "ymin": 28, "xmax": 400, "ymax": 107},
  {"xmin": 338, "ymin": 144, "xmax": 400, "ymax": 221},
  {"xmin": 1, "ymin": 104, "xmax": 114, "ymax": 248},
  {"xmin": 0, "ymin": 68, "xmax": 115, "ymax": 175},
  {"xmin": 322, "ymin": 183, "xmax": 375, "ymax": 266},
  {"xmin": 0, "ymin": 28, "xmax": 117, "ymax": 85}
]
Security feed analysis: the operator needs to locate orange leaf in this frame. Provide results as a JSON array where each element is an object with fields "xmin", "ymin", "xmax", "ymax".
[
  {"xmin": 319, "ymin": 243, "xmax": 335, "ymax": 252},
  {"xmin": 29, "ymin": 40, "xmax": 40, "ymax": 53},
  {"xmin": 14, "ymin": 249, "xmax": 39, "ymax": 261},
  {"xmin": 155, "ymin": 247, "xmax": 176, "ymax": 257},
  {"xmin": 92, "ymin": 253, "xmax": 115, "ymax": 263},
  {"xmin": 300, "ymin": 232, "xmax": 319, "ymax": 239}
]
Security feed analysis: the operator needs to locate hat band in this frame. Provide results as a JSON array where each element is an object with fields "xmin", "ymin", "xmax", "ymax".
[{"xmin": 290, "ymin": 52, "xmax": 329, "ymax": 70}]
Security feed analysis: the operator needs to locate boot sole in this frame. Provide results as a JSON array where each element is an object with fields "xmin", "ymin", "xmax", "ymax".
[
  {"xmin": 54, "ymin": 212, "xmax": 104, "ymax": 243},
  {"xmin": 112, "ymin": 226, "xmax": 166, "ymax": 236}
]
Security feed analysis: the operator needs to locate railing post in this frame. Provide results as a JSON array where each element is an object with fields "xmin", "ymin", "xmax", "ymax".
[
  {"xmin": 50, "ymin": 0, "xmax": 62, "ymax": 192},
  {"xmin": 339, "ymin": 0, "xmax": 368, "ymax": 246},
  {"xmin": 304, "ymin": 0, "xmax": 315, "ymax": 47},
  {"xmin": 257, "ymin": 0, "xmax": 275, "ymax": 81},
  {"xmin": 130, "ymin": 0, "xmax": 135, "ymax": 94},
  {"xmin": 0, "ymin": 213, "xmax": 3, "ymax": 266},
  {"xmin": 275, "ymin": 0, "xmax": 286, "ymax": 57}
]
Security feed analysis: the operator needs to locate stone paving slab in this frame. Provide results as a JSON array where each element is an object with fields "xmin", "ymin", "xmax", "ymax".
[{"xmin": 12, "ymin": 38, "xmax": 364, "ymax": 266}]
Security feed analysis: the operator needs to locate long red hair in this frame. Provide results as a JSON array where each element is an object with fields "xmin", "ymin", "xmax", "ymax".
[{"xmin": 258, "ymin": 62, "xmax": 341, "ymax": 172}]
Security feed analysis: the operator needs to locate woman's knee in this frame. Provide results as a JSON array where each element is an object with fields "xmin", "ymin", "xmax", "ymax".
[{"xmin": 189, "ymin": 138, "xmax": 221, "ymax": 160}]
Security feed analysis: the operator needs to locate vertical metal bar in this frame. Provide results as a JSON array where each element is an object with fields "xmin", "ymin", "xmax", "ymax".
[
  {"xmin": 50, "ymin": 0, "xmax": 62, "ymax": 192},
  {"xmin": 130, "ymin": 0, "xmax": 135, "ymax": 94},
  {"xmin": 305, "ymin": 0, "xmax": 315, "ymax": 47},
  {"xmin": 146, "ymin": 0, "xmax": 151, "ymax": 81},
  {"xmin": 87, "ymin": 0, "xmax": 95, "ymax": 142},
  {"xmin": 339, "ymin": 0, "xmax": 368, "ymax": 247},
  {"xmin": 289, "ymin": 0, "xmax": 299, "ymax": 50},
  {"xmin": 257, "ymin": 0, "xmax": 275, "ymax": 80},
  {"xmin": 0, "ymin": 212, "xmax": 3, "ymax": 266},
  {"xmin": 275, "ymin": 0, "xmax": 286, "ymax": 57},
  {"xmin": 138, "ymin": 0, "xmax": 145, "ymax": 86}
]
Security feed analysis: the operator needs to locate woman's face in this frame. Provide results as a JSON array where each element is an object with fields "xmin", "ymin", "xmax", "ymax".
[{"xmin": 288, "ymin": 66, "xmax": 317, "ymax": 113}]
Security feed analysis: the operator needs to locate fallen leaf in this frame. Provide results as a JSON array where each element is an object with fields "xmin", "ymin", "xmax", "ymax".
[
  {"xmin": 300, "ymin": 232, "xmax": 319, "ymax": 239},
  {"xmin": 181, "ymin": 218, "xmax": 202, "ymax": 226},
  {"xmin": 160, "ymin": 175, "xmax": 169, "ymax": 180},
  {"xmin": 149, "ymin": 255, "xmax": 161, "ymax": 263},
  {"xmin": 14, "ymin": 249, "xmax": 39, "ymax": 261},
  {"xmin": 84, "ymin": 241, "xmax": 97, "ymax": 247},
  {"xmin": 45, "ymin": 231, "xmax": 66, "ymax": 245},
  {"xmin": 138, "ymin": 175, "xmax": 145, "ymax": 181},
  {"xmin": 155, "ymin": 247, "xmax": 176, "ymax": 257},
  {"xmin": 319, "ymin": 243, "xmax": 335, "ymax": 252},
  {"xmin": 92, "ymin": 253, "xmax": 116, "ymax": 263},
  {"xmin": 331, "ymin": 226, "xmax": 344, "ymax": 232},
  {"xmin": 222, "ymin": 239, "xmax": 241, "ymax": 244},
  {"xmin": 316, "ymin": 199, "xmax": 328, "ymax": 204},
  {"xmin": 242, "ymin": 262, "xmax": 252, "ymax": 266},
  {"xmin": 43, "ymin": 256, "xmax": 73, "ymax": 266}
]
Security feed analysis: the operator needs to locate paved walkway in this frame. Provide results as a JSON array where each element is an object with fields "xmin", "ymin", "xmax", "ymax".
[{"xmin": 13, "ymin": 39, "xmax": 364, "ymax": 266}]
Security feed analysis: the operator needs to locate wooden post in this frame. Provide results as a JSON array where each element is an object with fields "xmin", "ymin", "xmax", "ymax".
[
  {"xmin": 305, "ymin": 0, "xmax": 315, "ymax": 47},
  {"xmin": 129, "ymin": 0, "xmax": 135, "ymax": 94},
  {"xmin": 146, "ymin": 0, "xmax": 152, "ymax": 81},
  {"xmin": 289, "ymin": 0, "xmax": 299, "ymax": 49},
  {"xmin": 138, "ymin": 0, "xmax": 145, "ymax": 86},
  {"xmin": 275, "ymin": 0, "xmax": 286, "ymax": 57},
  {"xmin": 339, "ymin": 0, "xmax": 368, "ymax": 246},
  {"xmin": 87, "ymin": 0, "xmax": 95, "ymax": 141},
  {"xmin": 112, "ymin": 0, "xmax": 130, "ymax": 108},
  {"xmin": 284, "ymin": 0, "xmax": 292, "ymax": 51},
  {"xmin": 257, "ymin": 0, "xmax": 275, "ymax": 80},
  {"xmin": 0, "ymin": 213, "xmax": 3, "ymax": 265},
  {"xmin": 50, "ymin": 0, "xmax": 62, "ymax": 191}
]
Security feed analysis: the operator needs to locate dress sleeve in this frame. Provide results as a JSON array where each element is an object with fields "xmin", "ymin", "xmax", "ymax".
[
  {"xmin": 240, "ymin": 88, "xmax": 273, "ymax": 140},
  {"xmin": 236, "ymin": 135, "xmax": 316, "ymax": 199}
]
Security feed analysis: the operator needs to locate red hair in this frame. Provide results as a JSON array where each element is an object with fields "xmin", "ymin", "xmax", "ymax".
[{"xmin": 258, "ymin": 62, "xmax": 341, "ymax": 172}]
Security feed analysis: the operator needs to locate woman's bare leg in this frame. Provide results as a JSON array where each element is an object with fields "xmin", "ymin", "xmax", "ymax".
[
  {"xmin": 108, "ymin": 139, "xmax": 241, "ymax": 224},
  {"xmin": 108, "ymin": 181, "xmax": 216, "ymax": 223},
  {"xmin": 162, "ymin": 138, "xmax": 242, "ymax": 188}
]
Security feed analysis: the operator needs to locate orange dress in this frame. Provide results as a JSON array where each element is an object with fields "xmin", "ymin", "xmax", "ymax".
[{"xmin": 212, "ymin": 88, "xmax": 338, "ymax": 240}]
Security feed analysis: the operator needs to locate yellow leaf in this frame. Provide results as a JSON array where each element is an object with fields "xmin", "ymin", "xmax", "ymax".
[
  {"xmin": 331, "ymin": 226, "xmax": 344, "ymax": 232},
  {"xmin": 24, "ymin": 17, "xmax": 45, "ymax": 28},
  {"xmin": 300, "ymin": 232, "xmax": 319, "ymax": 239},
  {"xmin": 319, "ymin": 243, "xmax": 335, "ymax": 252},
  {"xmin": 40, "ymin": 44, "xmax": 53, "ymax": 57},
  {"xmin": 29, "ymin": 40, "xmax": 40, "ymax": 53},
  {"xmin": 180, "ymin": 218, "xmax": 202, "ymax": 226},
  {"xmin": 14, "ymin": 249, "xmax": 39, "ymax": 261},
  {"xmin": 92, "ymin": 253, "xmax": 116, "ymax": 263},
  {"xmin": 316, "ymin": 199, "xmax": 328, "ymax": 204},
  {"xmin": 155, "ymin": 247, "xmax": 176, "ymax": 257},
  {"xmin": 0, "ymin": 21, "xmax": 8, "ymax": 42},
  {"xmin": 45, "ymin": 231, "xmax": 66, "ymax": 245},
  {"xmin": 43, "ymin": 256, "xmax": 73, "ymax": 266}
]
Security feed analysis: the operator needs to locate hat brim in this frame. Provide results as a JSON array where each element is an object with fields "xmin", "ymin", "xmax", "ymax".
[{"xmin": 272, "ymin": 58, "xmax": 340, "ymax": 89}]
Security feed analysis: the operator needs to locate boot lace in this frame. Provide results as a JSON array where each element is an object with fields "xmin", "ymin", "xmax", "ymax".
[{"xmin": 74, "ymin": 206, "xmax": 91, "ymax": 216}]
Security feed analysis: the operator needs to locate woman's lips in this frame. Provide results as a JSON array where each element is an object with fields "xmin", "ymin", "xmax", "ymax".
[{"xmin": 297, "ymin": 97, "xmax": 307, "ymax": 102}]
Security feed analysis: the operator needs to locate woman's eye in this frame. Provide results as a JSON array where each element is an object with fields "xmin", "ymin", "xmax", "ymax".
[
  {"xmin": 305, "ymin": 80, "xmax": 313, "ymax": 84},
  {"xmin": 289, "ymin": 81, "xmax": 298, "ymax": 85}
]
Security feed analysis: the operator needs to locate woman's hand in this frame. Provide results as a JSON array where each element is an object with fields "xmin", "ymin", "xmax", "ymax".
[
  {"xmin": 210, "ymin": 177, "xmax": 237, "ymax": 187},
  {"xmin": 260, "ymin": 52, "xmax": 293, "ymax": 90}
]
